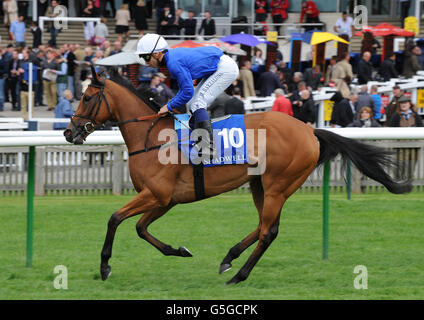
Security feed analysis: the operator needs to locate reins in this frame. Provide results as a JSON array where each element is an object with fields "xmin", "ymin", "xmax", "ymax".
[{"xmin": 72, "ymin": 79, "xmax": 189, "ymax": 157}]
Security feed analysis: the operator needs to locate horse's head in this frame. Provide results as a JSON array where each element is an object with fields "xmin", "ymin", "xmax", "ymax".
[{"xmin": 64, "ymin": 66, "xmax": 114, "ymax": 144}]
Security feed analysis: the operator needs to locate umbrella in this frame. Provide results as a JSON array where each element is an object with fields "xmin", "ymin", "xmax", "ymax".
[
  {"xmin": 170, "ymin": 40, "xmax": 207, "ymax": 48},
  {"xmin": 302, "ymin": 30, "xmax": 350, "ymax": 45},
  {"xmin": 220, "ymin": 33, "xmax": 275, "ymax": 47},
  {"xmin": 171, "ymin": 39, "xmax": 247, "ymax": 55},
  {"xmin": 354, "ymin": 23, "xmax": 414, "ymax": 37}
]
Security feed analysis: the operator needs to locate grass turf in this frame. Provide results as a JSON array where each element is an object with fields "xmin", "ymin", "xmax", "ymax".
[{"xmin": 0, "ymin": 192, "xmax": 423, "ymax": 300}]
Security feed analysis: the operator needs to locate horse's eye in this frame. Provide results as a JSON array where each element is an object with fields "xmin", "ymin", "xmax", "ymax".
[{"xmin": 84, "ymin": 95, "xmax": 92, "ymax": 102}]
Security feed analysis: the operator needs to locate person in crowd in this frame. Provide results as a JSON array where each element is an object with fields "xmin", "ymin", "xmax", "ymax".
[
  {"xmin": 53, "ymin": 89, "xmax": 74, "ymax": 130},
  {"xmin": 3, "ymin": 0, "xmax": 18, "ymax": 28},
  {"xmin": 101, "ymin": 0, "xmax": 117, "ymax": 18},
  {"xmin": 357, "ymin": 51, "xmax": 373, "ymax": 85},
  {"xmin": 115, "ymin": 3, "xmax": 131, "ymax": 43},
  {"xmin": 300, "ymin": 0, "xmax": 320, "ymax": 31},
  {"xmin": 159, "ymin": 4, "xmax": 176, "ymax": 35},
  {"xmin": 155, "ymin": 0, "xmax": 175, "ymax": 34},
  {"xmin": 135, "ymin": 0, "xmax": 148, "ymax": 37},
  {"xmin": 258, "ymin": 64, "xmax": 283, "ymax": 97},
  {"xmin": 8, "ymin": 49, "xmax": 22, "ymax": 111},
  {"xmin": 369, "ymin": 85, "xmax": 381, "ymax": 121},
  {"xmin": 403, "ymin": 45, "xmax": 421, "ymax": 79},
  {"xmin": 304, "ymin": 64, "xmax": 322, "ymax": 91},
  {"xmin": 324, "ymin": 56, "xmax": 337, "ymax": 86},
  {"xmin": 286, "ymin": 71, "xmax": 303, "ymax": 94},
  {"xmin": 379, "ymin": 52, "xmax": 398, "ymax": 81},
  {"xmin": 269, "ymin": 0, "xmax": 289, "ymax": 35},
  {"xmin": 9, "ymin": 14, "xmax": 26, "ymax": 48},
  {"xmin": 272, "ymin": 88, "xmax": 292, "ymax": 116},
  {"xmin": 333, "ymin": 11, "xmax": 354, "ymax": 40},
  {"xmin": 184, "ymin": 10, "xmax": 197, "ymax": 40},
  {"xmin": 173, "ymin": 8, "xmax": 185, "ymax": 36},
  {"xmin": 389, "ymin": 95, "xmax": 423, "ymax": 127},
  {"xmin": 332, "ymin": 52, "xmax": 353, "ymax": 98},
  {"xmin": 239, "ymin": 60, "xmax": 256, "ymax": 97},
  {"xmin": 109, "ymin": 41, "xmax": 122, "ymax": 56},
  {"xmin": 3, "ymin": 44, "xmax": 14, "ymax": 104},
  {"xmin": 330, "ymin": 91, "xmax": 354, "ymax": 128},
  {"xmin": 225, "ymin": 73, "xmax": 244, "ymax": 98},
  {"xmin": 251, "ymin": 48, "xmax": 265, "ymax": 69},
  {"xmin": 46, "ymin": 0, "xmax": 61, "ymax": 47},
  {"xmin": 348, "ymin": 106, "xmax": 381, "ymax": 128},
  {"xmin": 224, "ymin": 87, "xmax": 245, "ymax": 115},
  {"xmin": 41, "ymin": 49, "xmax": 59, "ymax": 111},
  {"xmin": 356, "ymin": 85, "xmax": 375, "ymax": 114},
  {"xmin": 31, "ymin": 21, "xmax": 42, "ymax": 49},
  {"xmin": 64, "ymin": 44, "xmax": 76, "ymax": 98},
  {"xmin": 82, "ymin": 0, "xmax": 96, "ymax": 46},
  {"xmin": 0, "ymin": 49, "xmax": 8, "ymax": 111},
  {"xmin": 93, "ymin": 17, "xmax": 109, "ymax": 46},
  {"xmin": 400, "ymin": 0, "xmax": 411, "ymax": 28},
  {"xmin": 255, "ymin": 0, "xmax": 268, "ymax": 23},
  {"xmin": 385, "ymin": 85, "xmax": 403, "ymax": 126},
  {"xmin": 55, "ymin": 54, "xmax": 68, "ymax": 101},
  {"xmin": 198, "ymin": 10, "xmax": 216, "ymax": 40},
  {"xmin": 293, "ymin": 89, "xmax": 315, "ymax": 125},
  {"xmin": 208, "ymin": 91, "xmax": 230, "ymax": 118},
  {"xmin": 19, "ymin": 49, "xmax": 36, "ymax": 120},
  {"xmin": 146, "ymin": 72, "xmax": 174, "ymax": 106},
  {"xmin": 33, "ymin": 48, "xmax": 45, "ymax": 106},
  {"xmin": 37, "ymin": 0, "xmax": 49, "ymax": 18},
  {"xmin": 102, "ymin": 40, "xmax": 112, "ymax": 57},
  {"xmin": 289, "ymin": 80, "xmax": 307, "ymax": 108}
]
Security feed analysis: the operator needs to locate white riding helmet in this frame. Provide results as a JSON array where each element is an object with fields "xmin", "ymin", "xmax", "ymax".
[{"xmin": 135, "ymin": 34, "xmax": 168, "ymax": 55}]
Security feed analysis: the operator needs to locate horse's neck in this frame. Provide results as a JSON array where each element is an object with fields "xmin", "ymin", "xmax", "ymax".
[{"xmin": 111, "ymin": 92, "xmax": 155, "ymax": 153}]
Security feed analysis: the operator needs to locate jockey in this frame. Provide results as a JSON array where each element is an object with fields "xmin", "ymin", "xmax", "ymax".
[{"xmin": 135, "ymin": 33, "xmax": 239, "ymax": 158}]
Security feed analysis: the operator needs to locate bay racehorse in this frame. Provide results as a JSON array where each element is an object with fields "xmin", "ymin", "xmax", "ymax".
[{"xmin": 64, "ymin": 67, "xmax": 412, "ymax": 284}]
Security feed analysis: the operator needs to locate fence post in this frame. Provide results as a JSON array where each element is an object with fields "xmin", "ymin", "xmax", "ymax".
[
  {"xmin": 112, "ymin": 146, "xmax": 123, "ymax": 195},
  {"xmin": 35, "ymin": 147, "xmax": 45, "ymax": 196},
  {"xmin": 322, "ymin": 161, "xmax": 330, "ymax": 260}
]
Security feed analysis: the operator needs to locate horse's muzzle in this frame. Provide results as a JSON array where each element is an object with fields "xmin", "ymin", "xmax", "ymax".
[{"xmin": 63, "ymin": 127, "xmax": 86, "ymax": 145}]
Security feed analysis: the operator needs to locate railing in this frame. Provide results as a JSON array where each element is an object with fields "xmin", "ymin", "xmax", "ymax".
[
  {"xmin": 1, "ymin": 129, "xmax": 424, "ymax": 196},
  {"xmin": 38, "ymin": 16, "xmax": 102, "ymax": 44}
]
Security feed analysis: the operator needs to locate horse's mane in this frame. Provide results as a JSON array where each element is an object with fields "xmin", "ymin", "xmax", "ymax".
[{"xmin": 107, "ymin": 68, "xmax": 160, "ymax": 112}]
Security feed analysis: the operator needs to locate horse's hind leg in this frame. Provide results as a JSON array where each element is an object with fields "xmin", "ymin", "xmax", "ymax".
[
  {"xmin": 219, "ymin": 178, "xmax": 263, "ymax": 274},
  {"xmin": 100, "ymin": 187, "xmax": 162, "ymax": 281},
  {"xmin": 226, "ymin": 193, "xmax": 285, "ymax": 285},
  {"xmin": 136, "ymin": 205, "xmax": 193, "ymax": 257}
]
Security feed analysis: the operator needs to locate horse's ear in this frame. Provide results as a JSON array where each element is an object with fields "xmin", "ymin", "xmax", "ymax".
[{"xmin": 90, "ymin": 64, "xmax": 102, "ymax": 86}]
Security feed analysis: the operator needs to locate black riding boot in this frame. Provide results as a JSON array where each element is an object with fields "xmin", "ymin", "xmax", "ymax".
[{"xmin": 194, "ymin": 119, "xmax": 216, "ymax": 159}]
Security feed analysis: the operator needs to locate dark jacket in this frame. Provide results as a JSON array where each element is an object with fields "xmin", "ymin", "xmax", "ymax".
[
  {"xmin": 379, "ymin": 58, "xmax": 398, "ymax": 81},
  {"xmin": 293, "ymin": 97, "xmax": 316, "ymax": 124},
  {"xmin": 357, "ymin": 58, "xmax": 373, "ymax": 84},
  {"xmin": 184, "ymin": 18, "xmax": 197, "ymax": 36},
  {"xmin": 208, "ymin": 92, "xmax": 230, "ymax": 118},
  {"xmin": 389, "ymin": 112, "xmax": 423, "ymax": 127},
  {"xmin": 224, "ymin": 96, "xmax": 245, "ymax": 115},
  {"xmin": 403, "ymin": 50, "xmax": 421, "ymax": 78},
  {"xmin": 330, "ymin": 91, "xmax": 354, "ymax": 127},
  {"xmin": 199, "ymin": 18, "xmax": 215, "ymax": 36},
  {"xmin": 303, "ymin": 68, "xmax": 322, "ymax": 90},
  {"xmin": 0, "ymin": 55, "xmax": 8, "ymax": 77},
  {"xmin": 347, "ymin": 118, "xmax": 381, "ymax": 127},
  {"xmin": 31, "ymin": 26, "xmax": 42, "ymax": 48},
  {"xmin": 258, "ymin": 71, "xmax": 283, "ymax": 97}
]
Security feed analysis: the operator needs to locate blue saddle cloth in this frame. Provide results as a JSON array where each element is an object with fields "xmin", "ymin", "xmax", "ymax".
[{"xmin": 174, "ymin": 114, "xmax": 249, "ymax": 167}]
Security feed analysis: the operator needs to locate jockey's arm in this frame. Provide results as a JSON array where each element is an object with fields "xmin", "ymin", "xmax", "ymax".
[{"xmin": 164, "ymin": 63, "xmax": 194, "ymax": 113}]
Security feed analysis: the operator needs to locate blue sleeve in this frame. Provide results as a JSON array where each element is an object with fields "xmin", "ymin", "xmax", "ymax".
[
  {"xmin": 56, "ymin": 63, "xmax": 67, "ymax": 75},
  {"xmin": 63, "ymin": 101, "xmax": 74, "ymax": 117},
  {"xmin": 167, "ymin": 64, "xmax": 194, "ymax": 111}
]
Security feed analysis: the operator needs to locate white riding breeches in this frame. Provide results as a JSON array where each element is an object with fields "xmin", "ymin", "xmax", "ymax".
[{"xmin": 187, "ymin": 55, "xmax": 239, "ymax": 113}]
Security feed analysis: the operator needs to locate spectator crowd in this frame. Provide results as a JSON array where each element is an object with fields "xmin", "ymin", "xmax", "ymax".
[{"xmin": 0, "ymin": 0, "xmax": 422, "ymax": 129}]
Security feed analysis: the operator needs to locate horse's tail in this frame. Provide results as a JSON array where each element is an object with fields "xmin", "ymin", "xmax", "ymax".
[{"xmin": 314, "ymin": 129, "xmax": 413, "ymax": 194}]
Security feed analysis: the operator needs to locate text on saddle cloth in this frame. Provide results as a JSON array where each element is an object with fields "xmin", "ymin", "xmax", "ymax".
[{"xmin": 174, "ymin": 114, "xmax": 249, "ymax": 167}]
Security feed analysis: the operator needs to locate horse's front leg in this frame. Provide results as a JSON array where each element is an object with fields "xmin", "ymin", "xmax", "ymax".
[{"xmin": 100, "ymin": 187, "xmax": 164, "ymax": 281}]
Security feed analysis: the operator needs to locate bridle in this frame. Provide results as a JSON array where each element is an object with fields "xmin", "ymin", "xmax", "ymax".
[{"xmin": 70, "ymin": 80, "xmax": 115, "ymax": 136}]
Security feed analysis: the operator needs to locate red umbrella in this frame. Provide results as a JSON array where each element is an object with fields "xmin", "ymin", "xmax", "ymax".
[
  {"xmin": 170, "ymin": 40, "xmax": 206, "ymax": 48},
  {"xmin": 354, "ymin": 23, "xmax": 414, "ymax": 37}
]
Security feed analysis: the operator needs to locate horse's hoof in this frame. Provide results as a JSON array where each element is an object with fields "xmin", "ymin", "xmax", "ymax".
[
  {"xmin": 100, "ymin": 265, "xmax": 112, "ymax": 281},
  {"xmin": 219, "ymin": 263, "xmax": 232, "ymax": 274},
  {"xmin": 179, "ymin": 246, "xmax": 193, "ymax": 257}
]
